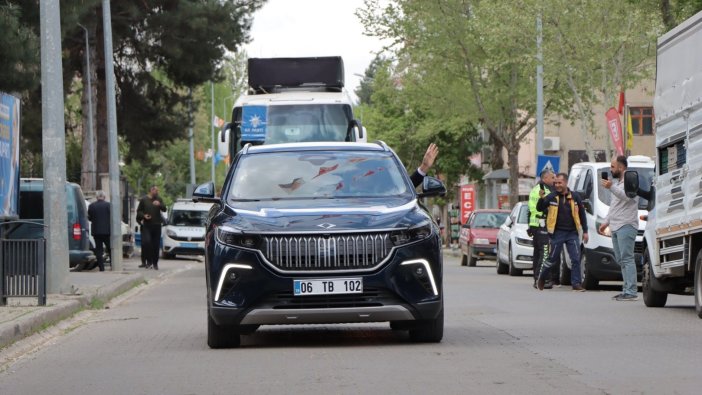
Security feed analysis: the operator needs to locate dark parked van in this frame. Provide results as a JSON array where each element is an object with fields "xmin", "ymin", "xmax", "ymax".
[{"xmin": 5, "ymin": 178, "xmax": 95, "ymax": 270}]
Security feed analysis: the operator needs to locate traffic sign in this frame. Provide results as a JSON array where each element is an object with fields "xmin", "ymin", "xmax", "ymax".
[{"xmin": 536, "ymin": 155, "xmax": 560, "ymax": 177}]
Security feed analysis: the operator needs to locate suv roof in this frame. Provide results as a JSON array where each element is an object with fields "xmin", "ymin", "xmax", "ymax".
[{"xmin": 244, "ymin": 141, "xmax": 389, "ymax": 155}]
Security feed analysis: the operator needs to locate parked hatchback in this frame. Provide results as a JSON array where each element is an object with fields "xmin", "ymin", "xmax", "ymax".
[
  {"xmin": 496, "ymin": 202, "xmax": 533, "ymax": 276},
  {"xmin": 196, "ymin": 141, "xmax": 446, "ymax": 348},
  {"xmin": 459, "ymin": 209, "xmax": 510, "ymax": 267},
  {"xmin": 6, "ymin": 178, "xmax": 95, "ymax": 270}
]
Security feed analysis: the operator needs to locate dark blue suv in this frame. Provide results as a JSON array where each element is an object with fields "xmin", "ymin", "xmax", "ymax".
[{"xmin": 195, "ymin": 142, "xmax": 446, "ymax": 348}]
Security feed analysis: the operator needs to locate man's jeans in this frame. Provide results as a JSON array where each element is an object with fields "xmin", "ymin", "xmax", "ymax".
[
  {"xmin": 612, "ymin": 224, "xmax": 638, "ymax": 296},
  {"xmin": 540, "ymin": 230, "xmax": 581, "ymax": 286}
]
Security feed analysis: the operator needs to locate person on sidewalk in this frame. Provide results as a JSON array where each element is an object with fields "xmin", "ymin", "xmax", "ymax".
[
  {"xmin": 528, "ymin": 169, "xmax": 558, "ymax": 289},
  {"xmin": 136, "ymin": 186, "xmax": 166, "ymax": 270},
  {"xmin": 410, "ymin": 143, "xmax": 439, "ymax": 188},
  {"xmin": 536, "ymin": 173, "xmax": 589, "ymax": 291},
  {"xmin": 88, "ymin": 190, "xmax": 111, "ymax": 272},
  {"xmin": 600, "ymin": 155, "xmax": 640, "ymax": 301}
]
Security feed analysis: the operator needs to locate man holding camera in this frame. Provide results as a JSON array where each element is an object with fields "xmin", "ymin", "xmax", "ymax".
[{"xmin": 600, "ymin": 155, "xmax": 640, "ymax": 301}]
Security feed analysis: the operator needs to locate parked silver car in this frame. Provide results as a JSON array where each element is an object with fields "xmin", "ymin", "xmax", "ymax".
[{"xmin": 496, "ymin": 202, "xmax": 533, "ymax": 276}]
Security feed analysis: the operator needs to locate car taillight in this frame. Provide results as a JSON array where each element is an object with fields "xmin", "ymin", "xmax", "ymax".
[{"xmin": 73, "ymin": 223, "xmax": 81, "ymax": 240}]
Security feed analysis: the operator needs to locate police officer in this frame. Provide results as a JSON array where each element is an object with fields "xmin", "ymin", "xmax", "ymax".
[{"xmin": 528, "ymin": 169, "xmax": 557, "ymax": 288}]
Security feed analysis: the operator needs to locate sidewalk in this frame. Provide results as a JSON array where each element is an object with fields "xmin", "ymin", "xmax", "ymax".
[{"xmin": 0, "ymin": 253, "xmax": 198, "ymax": 349}]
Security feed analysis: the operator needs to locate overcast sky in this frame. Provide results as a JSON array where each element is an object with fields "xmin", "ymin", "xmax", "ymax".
[{"xmin": 243, "ymin": 0, "xmax": 388, "ymax": 102}]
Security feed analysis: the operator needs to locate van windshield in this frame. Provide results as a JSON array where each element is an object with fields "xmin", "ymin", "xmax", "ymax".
[
  {"xmin": 597, "ymin": 167, "xmax": 654, "ymax": 210},
  {"xmin": 238, "ymin": 104, "xmax": 354, "ymax": 144},
  {"xmin": 170, "ymin": 210, "xmax": 208, "ymax": 227}
]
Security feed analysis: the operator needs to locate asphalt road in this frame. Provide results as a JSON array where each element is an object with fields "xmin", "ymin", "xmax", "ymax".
[{"xmin": 0, "ymin": 255, "xmax": 700, "ymax": 395}]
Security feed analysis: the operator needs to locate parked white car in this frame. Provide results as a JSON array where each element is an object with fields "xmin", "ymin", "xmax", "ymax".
[
  {"xmin": 161, "ymin": 199, "xmax": 214, "ymax": 259},
  {"xmin": 496, "ymin": 201, "xmax": 533, "ymax": 276}
]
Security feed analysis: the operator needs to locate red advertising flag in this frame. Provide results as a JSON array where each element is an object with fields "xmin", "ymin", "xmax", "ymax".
[
  {"xmin": 460, "ymin": 184, "xmax": 476, "ymax": 224},
  {"xmin": 605, "ymin": 107, "xmax": 625, "ymax": 156},
  {"xmin": 617, "ymin": 91, "xmax": 625, "ymax": 114}
]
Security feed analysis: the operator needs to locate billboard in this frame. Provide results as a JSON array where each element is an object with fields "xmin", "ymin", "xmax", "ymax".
[{"xmin": 0, "ymin": 92, "xmax": 20, "ymax": 220}]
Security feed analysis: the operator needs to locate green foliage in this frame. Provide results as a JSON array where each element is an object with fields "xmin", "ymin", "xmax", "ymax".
[{"xmin": 0, "ymin": 3, "xmax": 39, "ymax": 93}]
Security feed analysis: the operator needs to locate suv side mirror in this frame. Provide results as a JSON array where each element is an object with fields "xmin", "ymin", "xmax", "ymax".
[
  {"xmin": 418, "ymin": 176, "xmax": 447, "ymax": 198},
  {"xmin": 624, "ymin": 170, "xmax": 639, "ymax": 198},
  {"xmin": 193, "ymin": 182, "xmax": 219, "ymax": 203},
  {"xmin": 347, "ymin": 119, "xmax": 364, "ymax": 141}
]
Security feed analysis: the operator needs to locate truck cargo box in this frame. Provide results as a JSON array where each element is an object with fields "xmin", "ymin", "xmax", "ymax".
[{"xmin": 248, "ymin": 57, "xmax": 344, "ymax": 92}]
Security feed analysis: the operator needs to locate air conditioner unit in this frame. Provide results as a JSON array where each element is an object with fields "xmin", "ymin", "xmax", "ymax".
[{"xmin": 543, "ymin": 136, "xmax": 560, "ymax": 151}]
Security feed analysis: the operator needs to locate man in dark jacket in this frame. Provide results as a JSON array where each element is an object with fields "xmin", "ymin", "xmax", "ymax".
[
  {"xmin": 536, "ymin": 173, "xmax": 589, "ymax": 291},
  {"xmin": 88, "ymin": 190, "xmax": 111, "ymax": 272},
  {"xmin": 136, "ymin": 186, "xmax": 166, "ymax": 270},
  {"xmin": 410, "ymin": 143, "xmax": 439, "ymax": 188}
]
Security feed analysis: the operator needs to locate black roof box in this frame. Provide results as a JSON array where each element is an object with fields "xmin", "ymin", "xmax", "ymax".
[{"xmin": 248, "ymin": 57, "xmax": 344, "ymax": 93}]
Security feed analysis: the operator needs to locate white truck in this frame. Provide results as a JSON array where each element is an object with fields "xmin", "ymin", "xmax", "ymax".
[
  {"xmin": 635, "ymin": 10, "xmax": 702, "ymax": 317},
  {"xmin": 218, "ymin": 57, "xmax": 366, "ymax": 159}
]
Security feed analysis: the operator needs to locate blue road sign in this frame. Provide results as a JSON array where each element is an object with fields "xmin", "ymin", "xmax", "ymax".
[{"xmin": 536, "ymin": 155, "xmax": 560, "ymax": 177}]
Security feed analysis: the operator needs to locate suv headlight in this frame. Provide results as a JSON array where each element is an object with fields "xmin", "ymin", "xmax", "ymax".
[
  {"xmin": 390, "ymin": 221, "xmax": 433, "ymax": 246},
  {"xmin": 166, "ymin": 229, "xmax": 177, "ymax": 237},
  {"xmin": 216, "ymin": 226, "xmax": 260, "ymax": 249}
]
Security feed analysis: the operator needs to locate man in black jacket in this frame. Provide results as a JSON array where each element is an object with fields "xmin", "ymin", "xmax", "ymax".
[
  {"xmin": 410, "ymin": 143, "xmax": 439, "ymax": 188},
  {"xmin": 88, "ymin": 190, "xmax": 111, "ymax": 272},
  {"xmin": 137, "ymin": 186, "xmax": 167, "ymax": 270},
  {"xmin": 536, "ymin": 173, "xmax": 589, "ymax": 291}
]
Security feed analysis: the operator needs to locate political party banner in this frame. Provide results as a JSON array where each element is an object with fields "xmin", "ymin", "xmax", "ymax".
[
  {"xmin": 241, "ymin": 105, "xmax": 267, "ymax": 142},
  {"xmin": 0, "ymin": 92, "xmax": 21, "ymax": 220},
  {"xmin": 605, "ymin": 107, "xmax": 625, "ymax": 156},
  {"xmin": 460, "ymin": 184, "xmax": 476, "ymax": 224}
]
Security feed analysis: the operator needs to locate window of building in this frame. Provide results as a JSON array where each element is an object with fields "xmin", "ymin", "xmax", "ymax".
[{"xmin": 630, "ymin": 107, "xmax": 654, "ymax": 135}]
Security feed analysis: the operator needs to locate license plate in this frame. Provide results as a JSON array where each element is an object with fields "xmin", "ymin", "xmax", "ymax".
[
  {"xmin": 293, "ymin": 278, "xmax": 363, "ymax": 296},
  {"xmin": 181, "ymin": 242, "xmax": 198, "ymax": 248}
]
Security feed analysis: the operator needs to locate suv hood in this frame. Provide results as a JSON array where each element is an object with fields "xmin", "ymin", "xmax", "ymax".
[{"xmin": 220, "ymin": 197, "xmax": 426, "ymax": 233}]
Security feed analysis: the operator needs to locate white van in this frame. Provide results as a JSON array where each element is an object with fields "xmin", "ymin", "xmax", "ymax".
[
  {"xmin": 161, "ymin": 199, "xmax": 214, "ymax": 259},
  {"xmin": 561, "ymin": 156, "xmax": 655, "ymax": 288}
]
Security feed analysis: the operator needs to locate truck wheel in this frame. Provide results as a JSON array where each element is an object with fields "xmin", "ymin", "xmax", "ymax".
[
  {"xmin": 409, "ymin": 307, "xmax": 443, "ymax": 343},
  {"xmin": 207, "ymin": 312, "xmax": 240, "ymax": 349},
  {"xmin": 581, "ymin": 253, "xmax": 599, "ymax": 289},
  {"xmin": 695, "ymin": 251, "xmax": 702, "ymax": 319},
  {"xmin": 508, "ymin": 246, "xmax": 523, "ymax": 276},
  {"xmin": 461, "ymin": 253, "xmax": 468, "ymax": 267},
  {"xmin": 642, "ymin": 248, "xmax": 667, "ymax": 308},
  {"xmin": 559, "ymin": 251, "xmax": 572, "ymax": 286}
]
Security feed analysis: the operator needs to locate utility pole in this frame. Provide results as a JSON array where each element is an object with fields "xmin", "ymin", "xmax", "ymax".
[
  {"xmin": 536, "ymin": 14, "xmax": 544, "ymax": 158},
  {"xmin": 210, "ymin": 82, "xmax": 215, "ymax": 186},
  {"xmin": 78, "ymin": 23, "xmax": 96, "ymax": 191},
  {"xmin": 189, "ymin": 88, "xmax": 196, "ymax": 187},
  {"xmin": 102, "ymin": 0, "xmax": 123, "ymax": 271},
  {"xmin": 40, "ymin": 0, "xmax": 70, "ymax": 293}
]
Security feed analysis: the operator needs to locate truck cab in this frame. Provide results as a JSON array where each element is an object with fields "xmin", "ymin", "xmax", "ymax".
[{"xmin": 218, "ymin": 57, "xmax": 365, "ymax": 158}]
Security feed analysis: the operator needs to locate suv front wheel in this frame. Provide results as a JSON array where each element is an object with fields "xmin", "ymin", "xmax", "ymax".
[
  {"xmin": 207, "ymin": 312, "xmax": 241, "ymax": 349},
  {"xmin": 409, "ymin": 307, "xmax": 444, "ymax": 343}
]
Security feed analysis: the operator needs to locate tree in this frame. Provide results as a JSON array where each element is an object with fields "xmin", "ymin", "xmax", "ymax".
[
  {"xmin": 0, "ymin": 3, "xmax": 39, "ymax": 93},
  {"xmin": 358, "ymin": 0, "xmax": 548, "ymax": 207}
]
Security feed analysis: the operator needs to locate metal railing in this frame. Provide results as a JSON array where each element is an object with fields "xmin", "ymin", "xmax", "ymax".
[{"xmin": 1, "ymin": 221, "xmax": 47, "ymax": 306}]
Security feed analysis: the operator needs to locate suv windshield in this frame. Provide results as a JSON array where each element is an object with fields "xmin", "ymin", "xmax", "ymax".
[
  {"xmin": 597, "ymin": 167, "xmax": 654, "ymax": 209},
  {"xmin": 227, "ymin": 150, "xmax": 410, "ymax": 201},
  {"xmin": 471, "ymin": 212, "xmax": 509, "ymax": 228},
  {"xmin": 170, "ymin": 210, "xmax": 208, "ymax": 226}
]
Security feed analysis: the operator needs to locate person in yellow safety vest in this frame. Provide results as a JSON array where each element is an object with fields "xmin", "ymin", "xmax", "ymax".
[{"xmin": 528, "ymin": 169, "xmax": 556, "ymax": 289}]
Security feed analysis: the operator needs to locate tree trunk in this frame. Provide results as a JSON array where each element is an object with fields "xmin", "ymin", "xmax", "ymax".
[
  {"xmin": 565, "ymin": 71, "xmax": 596, "ymax": 162},
  {"xmin": 490, "ymin": 135, "xmax": 504, "ymax": 170},
  {"xmin": 81, "ymin": 21, "xmax": 98, "ymax": 192},
  {"xmin": 506, "ymin": 143, "xmax": 520, "ymax": 209}
]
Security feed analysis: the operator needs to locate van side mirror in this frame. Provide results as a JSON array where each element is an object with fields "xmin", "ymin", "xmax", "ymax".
[
  {"xmin": 348, "ymin": 119, "xmax": 364, "ymax": 141},
  {"xmin": 624, "ymin": 170, "xmax": 639, "ymax": 198},
  {"xmin": 582, "ymin": 199, "xmax": 593, "ymax": 213},
  {"xmin": 418, "ymin": 176, "xmax": 447, "ymax": 198}
]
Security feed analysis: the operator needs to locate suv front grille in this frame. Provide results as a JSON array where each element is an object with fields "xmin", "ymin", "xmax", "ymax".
[
  {"xmin": 170, "ymin": 235, "xmax": 204, "ymax": 242},
  {"xmin": 262, "ymin": 233, "xmax": 393, "ymax": 271}
]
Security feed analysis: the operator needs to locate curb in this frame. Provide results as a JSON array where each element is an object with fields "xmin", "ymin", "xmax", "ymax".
[{"xmin": 0, "ymin": 273, "xmax": 144, "ymax": 349}]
